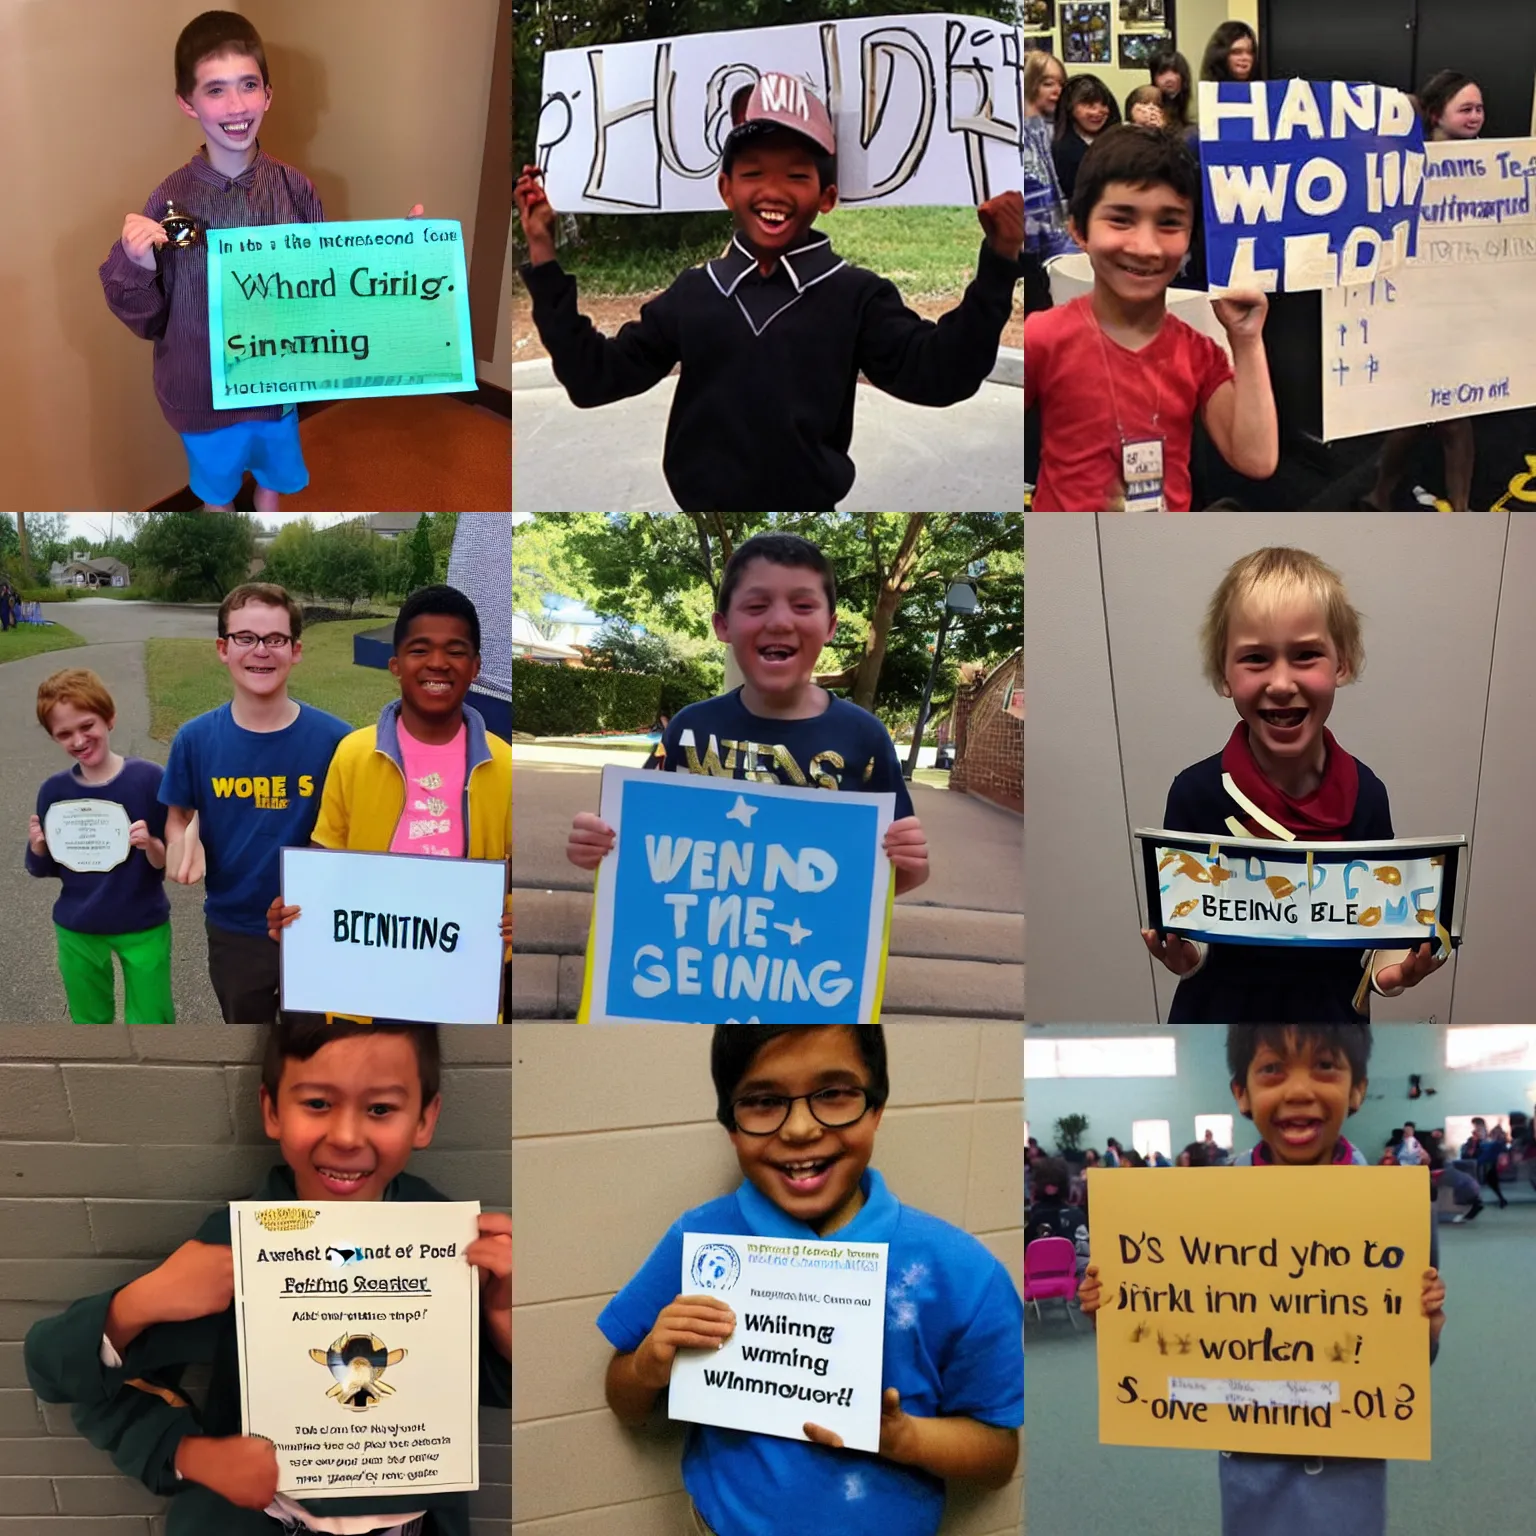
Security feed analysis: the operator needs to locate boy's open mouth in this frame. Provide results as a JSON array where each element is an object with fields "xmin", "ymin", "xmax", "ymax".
[
  {"xmin": 419, "ymin": 679, "xmax": 454, "ymax": 696},
  {"xmin": 1273, "ymin": 1117, "xmax": 1322, "ymax": 1147},
  {"xmin": 769, "ymin": 1154, "xmax": 839, "ymax": 1193},
  {"xmin": 1258, "ymin": 707, "xmax": 1308, "ymax": 732},
  {"xmin": 315, "ymin": 1164, "xmax": 372, "ymax": 1195},
  {"xmin": 750, "ymin": 205, "xmax": 795, "ymax": 239},
  {"xmin": 245, "ymin": 663, "xmax": 278, "ymax": 675},
  {"xmin": 220, "ymin": 120, "xmax": 253, "ymax": 139},
  {"xmin": 757, "ymin": 644, "xmax": 798, "ymax": 669}
]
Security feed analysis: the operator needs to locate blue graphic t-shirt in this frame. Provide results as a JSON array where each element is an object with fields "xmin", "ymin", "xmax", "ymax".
[
  {"xmin": 159, "ymin": 701, "xmax": 351, "ymax": 937},
  {"xmin": 597, "ymin": 1169, "xmax": 1023, "ymax": 1536}
]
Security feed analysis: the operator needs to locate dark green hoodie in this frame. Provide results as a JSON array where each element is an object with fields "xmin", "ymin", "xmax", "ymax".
[{"xmin": 25, "ymin": 1164, "xmax": 509, "ymax": 1536}]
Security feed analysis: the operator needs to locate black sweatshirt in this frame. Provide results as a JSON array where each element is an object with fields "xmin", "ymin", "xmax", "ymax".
[{"xmin": 521, "ymin": 229, "xmax": 1019, "ymax": 511}]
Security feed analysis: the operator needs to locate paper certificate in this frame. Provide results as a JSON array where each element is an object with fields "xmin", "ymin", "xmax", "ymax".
[
  {"xmin": 230, "ymin": 1199, "xmax": 481, "ymax": 1495},
  {"xmin": 43, "ymin": 799, "xmax": 130, "ymax": 873},
  {"xmin": 667, "ymin": 1231, "xmax": 888, "ymax": 1452}
]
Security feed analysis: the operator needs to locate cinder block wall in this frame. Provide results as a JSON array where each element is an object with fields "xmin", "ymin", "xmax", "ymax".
[
  {"xmin": 512, "ymin": 1024, "xmax": 1024, "ymax": 1536},
  {"xmin": 0, "ymin": 1025, "xmax": 511, "ymax": 1536}
]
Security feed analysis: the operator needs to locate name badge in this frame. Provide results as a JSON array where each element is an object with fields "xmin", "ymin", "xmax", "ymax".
[{"xmin": 1122, "ymin": 437, "xmax": 1166, "ymax": 513}]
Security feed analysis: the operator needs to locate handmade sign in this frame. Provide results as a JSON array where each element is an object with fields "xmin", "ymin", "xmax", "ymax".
[
  {"xmin": 1089, "ymin": 1167, "xmax": 1431, "ymax": 1458},
  {"xmin": 42, "ymin": 799, "xmax": 130, "ymax": 873},
  {"xmin": 1322, "ymin": 138, "xmax": 1536, "ymax": 438},
  {"xmin": 1199, "ymin": 80, "xmax": 1426, "ymax": 292},
  {"xmin": 579, "ymin": 767, "xmax": 894, "ymax": 1025},
  {"xmin": 537, "ymin": 14, "xmax": 1025, "ymax": 212},
  {"xmin": 278, "ymin": 849, "xmax": 508, "ymax": 1025},
  {"xmin": 230, "ymin": 1199, "xmax": 482, "ymax": 1494},
  {"xmin": 206, "ymin": 219, "xmax": 475, "ymax": 408},
  {"xmin": 668, "ymin": 1231, "xmax": 889, "ymax": 1451},
  {"xmin": 1135, "ymin": 829, "xmax": 1465, "ymax": 951}
]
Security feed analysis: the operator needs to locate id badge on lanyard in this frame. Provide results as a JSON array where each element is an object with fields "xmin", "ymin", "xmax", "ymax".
[{"xmin": 1121, "ymin": 437, "xmax": 1167, "ymax": 513}]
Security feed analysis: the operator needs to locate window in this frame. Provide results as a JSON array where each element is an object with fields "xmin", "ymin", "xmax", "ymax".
[
  {"xmin": 1195, "ymin": 1114, "xmax": 1234, "ymax": 1150},
  {"xmin": 1024, "ymin": 1036, "xmax": 1177, "ymax": 1079},
  {"xmin": 1445, "ymin": 1026, "xmax": 1536, "ymax": 1071},
  {"xmin": 1133, "ymin": 1119, "xmax": 1172, "ymax": 1162}
]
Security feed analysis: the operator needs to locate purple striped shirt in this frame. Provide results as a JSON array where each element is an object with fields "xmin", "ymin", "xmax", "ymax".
[{"xmin": 100, "ymin": 143, "xmax": 324, "ymax": 435}]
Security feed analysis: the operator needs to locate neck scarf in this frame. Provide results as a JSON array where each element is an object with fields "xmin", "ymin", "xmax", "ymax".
[{"xmin": 1222, "ymin": 721, "xmax": 1359, "ymax": 839}]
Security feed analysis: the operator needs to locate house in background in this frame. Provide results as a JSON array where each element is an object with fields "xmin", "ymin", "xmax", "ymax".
[
  {"xmin": 513, "ymin": 612, "xmax": 581, "ymax": 662},
  {"xmin": 365, "ymin": 513, "xmax": 429, "ymax": 540},
  {"xmin": 49, "ymin": 553, "xmax": 131, "ymax": 588}
]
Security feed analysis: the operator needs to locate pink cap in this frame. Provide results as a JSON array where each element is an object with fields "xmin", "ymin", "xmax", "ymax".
[{"xmin": 729, "ymin": 72, "xmax": 835, "ymax": 155}]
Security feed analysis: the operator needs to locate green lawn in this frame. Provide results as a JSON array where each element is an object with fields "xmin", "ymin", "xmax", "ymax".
[{"xmin": 0, "ymin": 623, "xmax": 89, "ymax": 663}]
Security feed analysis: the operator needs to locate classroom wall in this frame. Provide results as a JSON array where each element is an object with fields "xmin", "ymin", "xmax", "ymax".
[
  {"xmin": 1024, "ymin": 513, "xmax": 1536, "ymax": 1023},
  {"xmin": 511, "ymin": 1024, "xmax": 1024, "ymax": 1536},
  {"xmin": 0, "ymin": 1025, "xmax": 511, "ymax": 1536}
]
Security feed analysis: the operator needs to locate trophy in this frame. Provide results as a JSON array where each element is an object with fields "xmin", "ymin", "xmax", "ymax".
[{"xmin": 161, "ymin": 200, "xmax": 200, "ymax": 248}]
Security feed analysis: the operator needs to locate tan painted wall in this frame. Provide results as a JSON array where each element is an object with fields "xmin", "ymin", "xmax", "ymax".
[
  {"xmin": 0, "ymin": 0, "xmax": 504, "ymax": 511},
  {"xmin": 512, "ymin": 1024, "xmax": 1024, "ymax": 1536}
]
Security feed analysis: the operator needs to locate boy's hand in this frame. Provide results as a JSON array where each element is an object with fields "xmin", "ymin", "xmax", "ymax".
[
  {"xmin": 127, "ymin": 820, "xmax": 165, "ymax": 861},
  {"xmin": 977, "ymin": 190, "xmax": 1024, "ymax": 261},
  {"xmin": 633, "ymin": 1295, "xmax": 735, "ymax": 1390},
  {"xmin": 567, "ymin": 811, "xmax": 615, "ymax": 870},
  {"xmin": 1211, "ymin": 289, "xmax": 1269, "ymax": 343},
  {"xmin": 499, "ymin": 907, "xmax": 512, "ymax": 945},
  {"xmin": 804, "ymin": 1387, "xmax": 918, "ymax": 1461},
  {"xmin": 516, "ymin": 164, "xmax": 558, "ymax": 265},
  {"xmin": 407, "ymin": 203, "xmax": 425, "ymax": 217},
  {"xmin": 265, "ymin": 894, "xmax": 301, "ymax": 944},
  {"xmin": 167, "ymin": 816, "xmax": 205, "ymax": 885},
  {"xmin": 175, "ymin": 1434, "xmax": 280, "ymax": 1510},
  {"xmin": 1077, "ymin": 1263, "xmax": 1103, "ymax": 1317},
  {"xmin": 467, "ymin": 1212, "xmax": 511, "ymax": 1360},
  {"xmin": 121, "ymin": 212, "xmax": 169, "ymax": 271},
  {"xmin": 884, "ymin": 816, "xmax": 928, "ymax": 874},
  {"xmin": 1421, "ymin": 1266, "xmax": 1445, "ymax": 1347},
  {"xmin": 1373, "ymin": 942, "xmax": 1447, "ymax": 993},
  {"xmin": 142, "ymin": 1239, "xmax": 236, "ymax": 1322},
  {"xmin": 28, "ymin": 815, "xmax": 48, "ymax": 856},
  {"xmin": 1141, "ymin": 928, "xmax": 1202, "ymax": 976}
]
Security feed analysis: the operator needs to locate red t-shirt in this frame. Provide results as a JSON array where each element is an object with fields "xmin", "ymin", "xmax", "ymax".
[{"xmin": 1025, "ymin": 296, "xmax": 1234, "ymax": 511}]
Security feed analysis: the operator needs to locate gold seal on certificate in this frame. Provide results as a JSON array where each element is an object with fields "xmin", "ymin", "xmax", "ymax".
[{"xmin": 42, "ymin": 799, "xmax": 132, "ymax": 873}]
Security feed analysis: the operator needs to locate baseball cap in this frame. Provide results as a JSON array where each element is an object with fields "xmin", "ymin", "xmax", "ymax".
[{"xmin": 725, "ymin": 71, "xmax": 836, "ymax": 158}]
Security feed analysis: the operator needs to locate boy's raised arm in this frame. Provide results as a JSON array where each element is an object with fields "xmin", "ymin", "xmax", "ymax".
[{"xmin": 1202, "ymin": 293, "xmax": 1279, "ymax": 480}]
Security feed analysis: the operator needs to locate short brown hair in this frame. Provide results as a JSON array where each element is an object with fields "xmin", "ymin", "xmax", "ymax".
[
  {"xmin": 219, "ymin": 582, "xmax": 303, "ymax": 642},
  {"xmin": 261, "ymin": 1020, "xmax": 442, "ymax": 1109},
  {"xmin": 175, "ymin": 10, "xmax": 269, "ymax": 103},
  {"xmin": 716, "ymin": 534, "xmax": 836, "ymax": 617},
  {"xmin": 36, "ymin": 669, "xmax": 116, "ymax": 733}
]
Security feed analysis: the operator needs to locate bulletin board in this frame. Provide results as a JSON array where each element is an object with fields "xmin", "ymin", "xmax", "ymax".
[{"xmin": 1022, "ymin": 0, "xmax": 1176, "ymax": 70}]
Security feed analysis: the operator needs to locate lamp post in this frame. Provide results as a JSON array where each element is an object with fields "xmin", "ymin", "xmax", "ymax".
[{"xmin": 903, "ymin": 580, "xmax": 978, "ymax": 779}]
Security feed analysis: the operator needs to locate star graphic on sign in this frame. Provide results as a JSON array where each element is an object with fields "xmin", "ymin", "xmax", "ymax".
[
  {"xmin": 725, "ymin": 795, "xmax": 758, "ymax": 828},
  {"xmin": 773, "ymin": 918, "xmax": 812, "ymax": 946}
]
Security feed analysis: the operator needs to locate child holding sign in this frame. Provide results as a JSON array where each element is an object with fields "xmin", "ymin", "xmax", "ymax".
[
  {"xmin": 1079, "ymin": 1024, "xmax": 1445, "ymax": 1536},
  {"xmin": 1024, "ymin": 124, "xmax": 1279, "ymax": 510},
  {"xmin": 1140, "ymin": 546, "xmax": 1446, "ymax": 1020},
  {"xmin": 597, "ymin": 1025, "xmax": 1022, "ymax": 1535}
]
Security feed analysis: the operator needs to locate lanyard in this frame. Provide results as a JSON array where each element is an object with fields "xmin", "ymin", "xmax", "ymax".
[{"xmin": 1082, "ymin": 300, "xmax": 1162, "ymax": 444}]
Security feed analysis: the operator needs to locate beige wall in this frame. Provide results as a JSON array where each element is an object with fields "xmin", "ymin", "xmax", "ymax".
[
  {"xmin": 512, "ymin": 1025, "xmax": 1024, "ymax": 1536},
  {"xmin": 0, "ymin": 0, "xmax": 505, "ymax": 512}
]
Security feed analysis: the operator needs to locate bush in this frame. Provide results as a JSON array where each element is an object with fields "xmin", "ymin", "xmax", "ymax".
[{"xmin": 512, "ymin": 660, "xmax": 661, "ymax": 736}]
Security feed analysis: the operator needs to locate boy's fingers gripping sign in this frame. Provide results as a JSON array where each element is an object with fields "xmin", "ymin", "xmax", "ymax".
[{"xmin": 567, "ymin": 812, "xmax": 615, "ymax": 871}]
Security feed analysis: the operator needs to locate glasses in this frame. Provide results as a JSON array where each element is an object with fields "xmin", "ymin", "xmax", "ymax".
[
  {"xmin": 731, "ymin": 1086, "xmax": 874, "ymax": 1136},
  {"xmin": 222, "ymin": 632, "xmax": 293, "ymax": 650}
]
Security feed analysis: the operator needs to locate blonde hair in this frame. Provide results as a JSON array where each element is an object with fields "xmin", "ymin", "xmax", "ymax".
[
  {"xmin": 1200, "ymin": 547, "xmax": 1364, "ymax": 693},
  {"xmin": 36, "ymin": 668, "xmax": 116, "ymax": 733},
  {"xmin": 1025, "ymin": 51, "xmax": 1066, "ymax": 109}
]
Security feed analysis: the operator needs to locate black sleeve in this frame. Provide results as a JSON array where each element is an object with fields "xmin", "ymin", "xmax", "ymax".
[
  {"xmin": 854, "ymin": 242, "xmax": 1018, "ymax": 407},
  {"xmin": 520, "ymin": 260, "xmax": 680, "ymax": 407},
  {"xmin": 1163, "ymin": 770, "xmax": 1202, "ymax": 833}
]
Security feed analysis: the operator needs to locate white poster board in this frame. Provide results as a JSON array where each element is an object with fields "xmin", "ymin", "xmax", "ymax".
[
  {"xmin": 43, "ymin": 799, "xmax": 131, "ymax": 873},
  {"xmin": 230, "ymin": 1200, "xmax": 481, "ymax": 1495},
  {"xmin": 1322, "ymin": 139, "xmax": 1536, "ymax": 438},
  {"xmin": 537, "ymin": 14, "xmax": 1025, "ymax": 212},
  {"xmin": 279, "ymin": 848, "xmax": 507, "ymax": 1025},
  {"xmin": 667, "ymin": 1231, "xmax": 888, "ymax": 1451}
]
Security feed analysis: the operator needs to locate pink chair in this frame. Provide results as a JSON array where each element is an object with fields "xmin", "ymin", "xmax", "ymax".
[{"xmin": 1024, "ymin": 1237, "xmax": 1080, "ymax": 1330}]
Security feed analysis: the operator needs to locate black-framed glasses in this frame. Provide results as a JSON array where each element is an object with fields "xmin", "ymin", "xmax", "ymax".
[
  {"xmin": 221, "ymin": 631, "xmax": 293, "ymax": 650},
  {"xmin": 731, "ymin": 1085, "xmax": 875, "ymax": 1136}
]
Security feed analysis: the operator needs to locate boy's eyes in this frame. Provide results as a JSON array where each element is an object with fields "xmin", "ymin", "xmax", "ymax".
[{"xmin": 300, "ymin": 1098, "xmax": 396, "ymax": 1115}]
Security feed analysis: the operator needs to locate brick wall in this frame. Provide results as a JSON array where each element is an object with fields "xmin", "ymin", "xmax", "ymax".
[
  {"xmin": 512, "ymin": 1024, "xmax": 1023, "ymax": 1536},
  {"xmin": 0, "ymin": 1025, "xmax": 510, "ymax": 1536},
  {"xmin": 950, "ymin": 651, "xmax": 1023, "ymax": 815}
]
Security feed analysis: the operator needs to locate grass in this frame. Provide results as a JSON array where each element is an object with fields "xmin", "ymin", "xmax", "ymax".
[
  {"xmin": 911, "ymin": 767, "xmax": 952, "ymax": 789},
  {"xmin": 0, "ymin": 623, "xmax": 89, "ymax": 663}
]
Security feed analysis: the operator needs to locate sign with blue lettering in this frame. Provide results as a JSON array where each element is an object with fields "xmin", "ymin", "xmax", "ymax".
[
  {"xmin": 1198, "ymin": 81, "xmax": 1427, "ymax": 293},
  {"xmin": 579, "ymin": 767, "xmax": 895, "ymax": 1024},
  {"xmin": 1135, "ymin": 829, "xmax": 1465, "ymax": 951}
]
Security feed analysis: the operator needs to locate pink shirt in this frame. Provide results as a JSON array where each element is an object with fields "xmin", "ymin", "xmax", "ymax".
[{"xmin": 389, "ymin": 723, "xmax": 467, "ymax": 857}]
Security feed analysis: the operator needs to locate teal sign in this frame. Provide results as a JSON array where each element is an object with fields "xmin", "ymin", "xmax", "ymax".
[{"xmin": 206, "ymin": 218, "xmax": 475, "ymax": 408}]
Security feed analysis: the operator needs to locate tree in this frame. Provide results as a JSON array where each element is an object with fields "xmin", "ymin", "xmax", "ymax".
[
  {"xmin": 427, "ymin": 513, "xmax": 460, "ymax": 582},
  {"xmin": 312, "ymin": 526, "xmax": 381, "ymax": 613},
  {"xmin": 513, "ymin": 514, "xmax": 583, "ymax": 621},
  {"xmin": 134, "ymin": 511, "xmax": 258, "ymax": 600},
  {"xmin": 405, "ymin": 515, "xmax": 435, "ymax": 591}
]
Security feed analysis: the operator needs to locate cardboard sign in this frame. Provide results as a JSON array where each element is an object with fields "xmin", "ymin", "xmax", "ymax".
[
  {"xmin": 206, "ymin": 219, "xmax": 475, "ymax": 408},
  {"xmin": 229, "ymin": 1199, "xmax": 481, "ymax": 1494},
  {"xmin": 1089, "ymin": 1167, "xmax": 1431, "ymax": 1459},
  {"xmin": 580, "ymin": 768, "xmax": 895, "ymax": 1024},
  {"xmin": 42, "ymin": 799, "xmax": 131, "ymax": 873},
  {"xmin": 668, "ymin": 1231, "xmax": 889, "ymax": 1451},
  {"xmin": 1322, "ymin": 139, "xmax": 1536, "ymax": 438},
  {"xmin": 1199, "ymin": 80, "xmax": 1426, "ymax": 292},
  {"xmin": 279, "ymin": 849, "xmax": 508, "ymax": 1025},
  {"xmin": 537, "ymin": 14, "xmax": 1026, "ymax": 213},
  {"xmin": 1135, "ymin": 829, "xmax": 1465, "ymax": 951}
]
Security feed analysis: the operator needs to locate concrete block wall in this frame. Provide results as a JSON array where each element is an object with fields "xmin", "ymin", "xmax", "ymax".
[
  {"xmin": 0, "ymin": 1025, "xmax": 511, "ymax": 1536},
  {"xmin": 512, "ymin": 1024, "xmax": 1024, "ymax": 1535}
]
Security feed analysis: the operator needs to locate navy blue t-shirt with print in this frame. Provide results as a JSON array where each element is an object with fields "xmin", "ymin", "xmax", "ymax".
[
  {"xmin": 159, "ymin": 702, "xmax": 351, "ymax": 938},
  {"xmin": 651, "ymin": 687, "xmax": 915, "ymax": 820}
]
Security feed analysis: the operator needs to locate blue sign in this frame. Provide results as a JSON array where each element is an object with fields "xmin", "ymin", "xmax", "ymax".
[
  {"xmin": 579, "ymin": 767, "xmax": 895, "ymax": 1024},
  {"xmin": 1199, "ymin": 80, "xmax": 1427, "ymax": 292}
]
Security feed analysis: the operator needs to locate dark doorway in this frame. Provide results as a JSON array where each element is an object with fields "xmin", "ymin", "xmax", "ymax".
[
  {"xmin": 1416, "ymin": 0, "xmax": 1536, "ymax": 139},
  {"xmin": 1261, "ymin": 0, "xmax": 1416, "ymax": 91}
]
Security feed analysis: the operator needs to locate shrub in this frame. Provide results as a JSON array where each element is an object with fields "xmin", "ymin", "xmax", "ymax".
[{"xmin": 512, "ymin": 660, "xmax": 661, "ymax": 736}]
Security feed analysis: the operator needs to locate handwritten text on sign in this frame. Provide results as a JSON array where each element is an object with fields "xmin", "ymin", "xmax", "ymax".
[
  {"xmin": 538, "ymin": 14, "xmax": 1026, "ymax": 213},
  {"xmin": 1090, "ymin": 1167, "xmax": 1431, "ymax": 1459},
  {"xmin": 583, "ymin": 768, "xmax": 894, "ymax": 1024},
  {"xmin": 1199, "ymin": 80, "xmax": 1426, "ymax": 292},
  {"xmin": 668, "ymin": 1231, "xmax": 889, "ymax": 1451}
]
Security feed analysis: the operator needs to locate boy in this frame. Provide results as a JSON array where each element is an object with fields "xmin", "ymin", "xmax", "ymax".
[
  {"xmin": 159, "ymin": 582, "xmax": 351, "ymax": 1023},
  {"xmin": 24, "ymin": 1020, "xmax": 509, "ymax": 1535},
  {"xmin": 516, "ymin": 75, "xmax": 1023, "ymax": 513},
  {"xmin": 100, "ymin": 11, "xmax": 424, "ymax": 511},
  {"xmin": 567, "ymin": 533, "xmax": 929, "ymax": 898},
  {"xmin": 1024, "ymin": 123, "xmax": 1279, "ymax": 511},
  {"xmin": 598, "ymin": 1025, "xmax": 1022, "ymax": 1534},
  {"xmin": 24, "ymin": 669, "xmax": 175, "ymax": 1023},
  {"xmin": 1079, "ymin": 1024, "xmax": 1445, "ymax": 1536}
]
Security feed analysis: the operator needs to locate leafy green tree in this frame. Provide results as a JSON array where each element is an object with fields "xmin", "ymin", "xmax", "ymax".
[
  {"xmin": 405, "ymin": 515, "xmax": 436, "ymax": 591},
  {"xmin": 427, "ymin": 513, "xmax": 460, "ymax": 582},
  {"xmin": 261, "ymin": 519, "xmax": 322, "ymax": 597},
  {"xmin": 514, "ymin": 514, "xmax": 583, "ymax": 621},
  {"xmin": 312, "ymin": 527, "xmax": 381, "ymax": 613},
  {"xmin": 134, "ymin": 511, "xmax": 258, "ymax": 600}
]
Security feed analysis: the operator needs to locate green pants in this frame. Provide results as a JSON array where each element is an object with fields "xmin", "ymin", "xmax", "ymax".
[{"xmin": 54, "ymin": 922, "xmax": 175, "ymax": 1024}]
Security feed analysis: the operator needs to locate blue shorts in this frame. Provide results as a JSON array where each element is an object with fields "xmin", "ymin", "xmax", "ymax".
[{"xmin": 180, "ymin": 408, "xmax": 308, "ymax": 506}]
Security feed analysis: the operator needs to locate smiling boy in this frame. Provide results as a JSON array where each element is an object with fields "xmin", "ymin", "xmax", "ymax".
[
  {"xmin": 516, "ymin": 74, "xmax": 1022, "ymax": 513},
  {"xmin": 598, "ymin": 1025, "xmax": 1022, "ymax": 1535}
]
